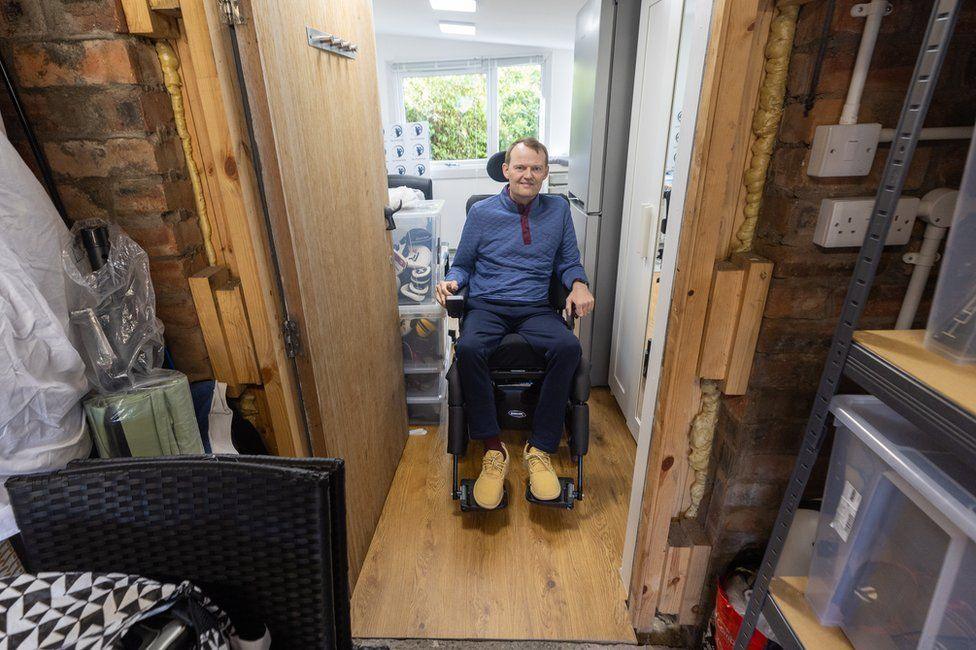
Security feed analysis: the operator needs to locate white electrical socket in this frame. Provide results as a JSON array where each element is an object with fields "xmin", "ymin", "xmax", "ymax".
[
  {"xmin": 813, "ymin": 196, "xmax": 920, "ymax": 248},
  {"xmin": 807, "ymin": 123, "xmax": 882, "ymax": 177}
]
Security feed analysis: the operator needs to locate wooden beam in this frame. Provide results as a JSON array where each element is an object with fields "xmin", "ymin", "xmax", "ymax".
[
  {"xmin": 120, "ymin": 0, "xmax": 178, "ymax": 37},
  {"xmin": 173, "ymin": 32, "xmax": 238, "ymax": 274},
  {"xmin": 627, "ymin": 0, "xmax": 779, "ymax": 630},
  {"xmin": 716, "ymin": 4, "xmax": 779, "ymax": 258},
  {"xmin": 678, "ymin": 520, "xmax": 712, "ymax": 625},
  {"xmin": 179, "ymin": 0, "xmax": 308, "ymax": 457},
  {"xmin": 188, "ymin": 266, "xmax": 238, "ymax": 386},
  {"xmin": 658, "ymin": 545, "xmax": 692, "ymax": 616},
  {"xmin": 722, "ymin": 254, "xmax": 773, "ymax": 395},
  {"xmin": 215, "ymin": 279, "xmax": 262, "ymax": 385},
  {"xmin": 699, "ymin": 262, "xmax": 747, "ymax": 379},
  {"xmin": 149, "ymin": 0, "xmax": 181, "ymax": 11}
]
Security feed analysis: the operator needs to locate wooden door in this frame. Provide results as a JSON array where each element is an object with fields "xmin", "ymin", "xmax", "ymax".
[
  {"xmin": 234, "ymin": 0, "xmax": 407, "ymax": 586},
  {"xmin": 608, "ymin": 0, "xmax": 684, "ymax": 437}
]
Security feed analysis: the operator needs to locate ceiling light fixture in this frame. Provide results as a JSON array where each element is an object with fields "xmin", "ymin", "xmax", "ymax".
[
  {"xmin": 439, "ymin": 20, "xmax": 476, "ymax": 36},
  {"xmin": 430, "ymin": 0, "xmax": 477, "ymax": 12}
]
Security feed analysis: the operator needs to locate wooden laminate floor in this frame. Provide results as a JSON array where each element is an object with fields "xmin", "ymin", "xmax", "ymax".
[{"xmin": 351, "ymin": 388, "xmax": 638, "ymax": 643}]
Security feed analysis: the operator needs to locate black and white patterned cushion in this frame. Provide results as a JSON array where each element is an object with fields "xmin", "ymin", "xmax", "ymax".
[{"xmin": 0, "ymin": 572, "xmax": 232, "ymax": 649}]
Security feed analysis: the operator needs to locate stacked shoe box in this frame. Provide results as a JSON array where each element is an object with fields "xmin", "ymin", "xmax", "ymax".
[{"xmin": 393, "ymin": 200, "xmax": 449, "ymax": 424}]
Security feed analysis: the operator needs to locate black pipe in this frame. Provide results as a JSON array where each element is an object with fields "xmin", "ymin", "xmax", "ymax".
[
  {"xmin": 803, "ymin": 0, "xmax": 837, "ymax": 117},
  {"xmin": 80, "ymin": 224, "xmax": 111, "ymax": 271},
  {"xmin": 0, "ymin": 49, "xmax": 71, "ymax": 227},
  {"xmin": 576, "ymin": 456, "xmax": 584, "ymax": 500}
]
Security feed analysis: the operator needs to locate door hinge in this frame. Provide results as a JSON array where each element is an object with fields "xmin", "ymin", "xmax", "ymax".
[
  {"xmin": 641, "ymin": 339, "xmax": 652, "ymax": 378},
  {"xmin": 282, "ymin": 318, "xmax": 301, "ymax": 358},
  {"xmin": 218, "ymin": 0, "xmax": 245, "ymax": 25}
]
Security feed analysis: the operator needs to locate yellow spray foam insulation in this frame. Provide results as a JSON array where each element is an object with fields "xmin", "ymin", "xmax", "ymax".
[
  {"xmin": 156, "ymin": 41, "xmax": 217, "ymax": 266},
  {"xmin": 684, "ymin": 379, "xmax": 720, "ymax": 519},
  {"xmin": 732, "ymin": 1, "xmax": 800, "ymax": 253}
]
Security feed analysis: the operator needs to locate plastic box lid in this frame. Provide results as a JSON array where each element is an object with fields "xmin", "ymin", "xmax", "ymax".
[
  {"xmin": 395, "ymin": 199, "xmax": 444, "ymax": 218},
  {"xmin": 399, "ymin": 302, "xmax": 446, "ymax": 318},
  {"xmin": 830, "ymin": 395, "xmax": 976, "ymax": 541}
]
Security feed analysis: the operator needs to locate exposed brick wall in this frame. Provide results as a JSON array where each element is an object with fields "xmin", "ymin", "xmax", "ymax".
[
  {"xmin": 701, "ymin": 0, "xmax": 976, "ymax": 599},
  {"xmin": 0, "ymin": 0, "xmax": 212, "ymax": 380}
]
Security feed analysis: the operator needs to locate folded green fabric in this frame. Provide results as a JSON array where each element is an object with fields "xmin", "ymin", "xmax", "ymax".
[{"xmin": 83, "ymin": 371, "xmax": 203, "ymax": 458}]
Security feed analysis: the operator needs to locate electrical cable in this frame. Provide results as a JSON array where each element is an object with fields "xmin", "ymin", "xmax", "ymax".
[{"xmin": 803, "ymin": 0, "xmax": 837, "ymax": 117}]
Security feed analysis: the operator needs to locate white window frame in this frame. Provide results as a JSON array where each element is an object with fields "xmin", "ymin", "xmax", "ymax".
[{"xmin": 391, "ymin": 55, "xmax": 551, "ymax": 166}]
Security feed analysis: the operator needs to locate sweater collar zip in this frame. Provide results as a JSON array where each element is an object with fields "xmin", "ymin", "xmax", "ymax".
[{"xmin": 502, "ymin": 187, "xmax": 534, "ymax": 245}]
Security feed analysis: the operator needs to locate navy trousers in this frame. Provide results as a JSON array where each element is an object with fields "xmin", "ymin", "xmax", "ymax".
[{"xmin": 455, "ymin": 297, "xmax": 582, "ymax": 453}]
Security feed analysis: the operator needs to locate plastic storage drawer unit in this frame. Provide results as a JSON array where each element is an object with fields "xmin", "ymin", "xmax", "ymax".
[
  {"xmin": 925, "ymin": 133, "xmax": 975, "ymax": 364},
  {"xmin": 407, "ymin": 402, "xmax": 442, "ymax": 425},
  {"xmin": 392, "ymin": 200, "xmax": 444, "ymax": 307},
  {"xmin": 404, "ymin": 370, "xmax": 447, "ymax": 401},
  {"xmin": 400, "ymin": 305, "xmax": 448, "ymax": 372},
  {"xmin": 807, "ymin": 395, "xmax": 976, "ymax": 649},
  {"xmin": 405, "ymin": 372, "xmax": 446, "ymax": 425}
]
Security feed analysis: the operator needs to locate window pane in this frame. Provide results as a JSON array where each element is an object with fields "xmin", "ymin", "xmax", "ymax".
[
  {"xmin": 497, "ymin": 64, "xmax": 542, "ymax": 151},
  {"xmin": 403, "ymin": 73, "xmax": 488, "ymax": 161}
]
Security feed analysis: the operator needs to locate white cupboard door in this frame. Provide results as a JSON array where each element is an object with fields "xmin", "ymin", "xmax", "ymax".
[{"xmin": 608, "ymin": 0, "xmax": 684, "ymax": 437}]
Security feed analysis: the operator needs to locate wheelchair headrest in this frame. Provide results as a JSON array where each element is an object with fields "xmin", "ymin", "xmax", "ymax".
[{"xmin": 486, "ymin": 151, "xmax": 506, "ymax": 182}]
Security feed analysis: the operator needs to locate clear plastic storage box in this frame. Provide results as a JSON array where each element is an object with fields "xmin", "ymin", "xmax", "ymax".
[
  {"xmin": 926, "ymin": 135, "xmax": 976, "ymax": 363},
  {"xmin": 404, "ymin": 369, "xmax": 447, "ymax": 401},
  {"xmin": 807, "ymin": 395, "xmax": 976, "ymax": 648},
  {"xmin": 400, "ymin": 304, "xmax": 448, "ymax": 372},
  {"xmin": 405, "ymin": 369, "xmax": 447, "ymax": 426},
  {"xmin": 392, "ymin": 200, "xmax": 444, "ymax": 307},
  {"xmin": 407, "ymin": 402, "xmax": 443, "ymax": 425}
]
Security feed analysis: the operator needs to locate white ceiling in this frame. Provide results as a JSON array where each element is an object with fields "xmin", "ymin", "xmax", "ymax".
[{"xmin": 371, "ymin": 0, "xmax": 587, "ymax": 50}]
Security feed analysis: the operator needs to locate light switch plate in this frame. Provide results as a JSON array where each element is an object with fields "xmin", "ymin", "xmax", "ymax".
[
  {"xmin": 814, "ymin": 196, "xmax": 920, "ymax": 248},
  {"xmin": 807, "ymin": 123, "xmax": 882, "ymax": 177}
]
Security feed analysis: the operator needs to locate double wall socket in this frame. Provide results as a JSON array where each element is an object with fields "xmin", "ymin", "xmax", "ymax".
[
  {"xmin": 814, "ymin": 196, "xmax": 920, "ymax": 248},
  {"xmin": 808, "ymin": 123, "xmax": 882, "ymax": 177}
]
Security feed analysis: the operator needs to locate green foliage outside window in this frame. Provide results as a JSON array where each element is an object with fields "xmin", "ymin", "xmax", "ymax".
[
  {"xmin": 498, "ymin": 64, "xmax": 542, "ymax": 151},
  {"xmin": 402, "ymin": 62, "xmax": 543, "ymax": 162},
  {"xmin": 404, "ymin": 73, "xmax": 488, "ymax": 161}
]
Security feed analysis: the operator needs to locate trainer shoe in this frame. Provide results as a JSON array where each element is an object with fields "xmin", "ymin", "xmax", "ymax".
[
  {"xmin": 524, "ymin": 444, "xmax": 561, "ymax": 501},
  {"xmin": 473, "ymin": 444, "xmax": 509, "ymax": 509}
]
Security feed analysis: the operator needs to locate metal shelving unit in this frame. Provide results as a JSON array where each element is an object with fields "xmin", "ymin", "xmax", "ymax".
[
  {"xmin": 734, "ymin": 1, "xmax": 966, "ymax": 647},
  {"xmin": 844, "ymin": 335, "xmax": 976, "ymax": 458}
]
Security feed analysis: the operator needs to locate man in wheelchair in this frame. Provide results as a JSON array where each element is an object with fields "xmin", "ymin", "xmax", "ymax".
[{"xmin": 435, "ymin": 138, "xmax": 594, "ymax": 511}]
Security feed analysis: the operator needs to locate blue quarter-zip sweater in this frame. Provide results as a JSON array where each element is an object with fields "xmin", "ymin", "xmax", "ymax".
[{"xmin": 445, "ymin": 188, "xmax": 587, "ymax": 303}]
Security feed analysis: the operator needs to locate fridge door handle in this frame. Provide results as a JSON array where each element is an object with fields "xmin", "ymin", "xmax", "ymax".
[{"xmin": 638, "ymin": 202, "xmax": 656, "ymax": 259}]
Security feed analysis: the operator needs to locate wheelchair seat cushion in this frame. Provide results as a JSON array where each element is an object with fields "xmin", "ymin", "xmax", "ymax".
[{"xmin": 488, "ymin": 333, "xmax": 546, "ymax": 370}]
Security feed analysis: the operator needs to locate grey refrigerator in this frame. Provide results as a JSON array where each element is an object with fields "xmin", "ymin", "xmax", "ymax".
[{"xmin": 569, "ymin": 0, "xmax": 641, "ymax": 386}]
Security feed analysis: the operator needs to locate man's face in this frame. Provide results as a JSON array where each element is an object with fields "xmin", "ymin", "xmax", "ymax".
[{"xmin": 503, "ymin": 144, "xmax": 549, "ymax": 204}]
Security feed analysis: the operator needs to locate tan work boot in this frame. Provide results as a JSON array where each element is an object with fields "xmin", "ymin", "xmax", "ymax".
[
  {"xmin": 473, "ymin": 444, "xmax": 509, "ymax": 509},
  {"xmin": 524, "ymin": 444, "xmax": 561, "ymax": 501}
]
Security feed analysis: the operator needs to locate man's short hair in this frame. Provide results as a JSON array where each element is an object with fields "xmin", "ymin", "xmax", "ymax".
[{"xmin": 505, "ymin": 137, "xmax": 549, "ymax": 165}]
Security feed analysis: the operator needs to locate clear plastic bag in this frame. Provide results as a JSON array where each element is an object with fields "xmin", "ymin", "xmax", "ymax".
[
  {"xmin": 62, "ymin": 219, "xmax": 165, "ymax": 392},
  {"xmin": 82, "ymin": 370, "xmax": 203, "ymax": 458}
]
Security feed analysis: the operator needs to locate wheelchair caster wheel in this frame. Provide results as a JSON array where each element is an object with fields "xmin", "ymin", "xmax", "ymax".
[
  {"xmin": 458, "ymin": 478, "xmax": 509, "ymax": 511},
  {"xmin": 524, "ymin": 477, "xmax": 576, "ymax": 510}
]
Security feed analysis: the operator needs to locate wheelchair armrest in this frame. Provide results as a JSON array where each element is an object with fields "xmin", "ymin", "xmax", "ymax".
[
  {"xmin": 445, "ymin": 286, "xmax": 468, "ymax": 319},
  {"xmin": 572, "ymin": 356, "xmax": 591, "ymax": 403}
]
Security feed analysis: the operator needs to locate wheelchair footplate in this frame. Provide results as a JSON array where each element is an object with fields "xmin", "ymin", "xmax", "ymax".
[
  {"xmin": 525, "ymin": 477, "xmax": 578, "ymax": 510},
  {"xmin": 458, "ymin": 478, "xmax": 509, "ymax": 511}
]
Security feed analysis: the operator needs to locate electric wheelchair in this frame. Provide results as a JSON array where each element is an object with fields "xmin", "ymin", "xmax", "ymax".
[{"xmin": 444, "ymin": 152, "xmax": 591, "ymax": 511}]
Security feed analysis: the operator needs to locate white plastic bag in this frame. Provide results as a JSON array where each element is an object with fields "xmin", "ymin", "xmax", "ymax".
[
  {"xmin": 388, "ymin": 185, "xmax": 425, "ymax": 209},
  {"xmin": 0, "ymin": 133, "xmax": 90, "ymax": 540}
]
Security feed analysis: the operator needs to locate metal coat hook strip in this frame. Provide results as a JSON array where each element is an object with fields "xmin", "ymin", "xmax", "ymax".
[{"xmin": 306, "ymin": 26, "xmax": 358, "ymax": 59}]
